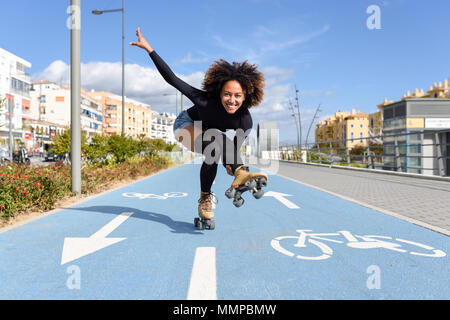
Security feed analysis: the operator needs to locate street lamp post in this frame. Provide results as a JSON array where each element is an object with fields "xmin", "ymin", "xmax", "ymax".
[
  {"xmin": 93, "ymin": 0, "xmax": 125, "ymax": 134},
  {"xmin": 294, "ymin": 85, "xmax": 302, "ymax": 151},
  {"xmin": 8, "ymin": 98, "xmax": 13, "ymax": 162},
  {"xmin": 163, "ymin": 91, "xmax": 178, "ymax": 116},
  {"xmin": 305, "ymin": 103, "xmax": 322, "ymax": 150},
  {"xmin": 70, "ymin": 0, "xmax": 81, "ymax": 196},
  {"xmin": 288, "ymin": 98, "xmax": 300, "ymax": 150}
]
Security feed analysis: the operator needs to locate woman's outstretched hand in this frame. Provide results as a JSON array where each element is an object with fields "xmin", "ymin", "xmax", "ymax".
[{"xmin": 129, "ymin": 27, "xmax": 153, "ymax": 53}]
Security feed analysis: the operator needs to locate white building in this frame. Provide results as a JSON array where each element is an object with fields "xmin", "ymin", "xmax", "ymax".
[
  {"xmin": 0, "ymin": 47, "xmax": 32, "ymax": 148},
  {"xmin": 30, "ymin": 81, "xmax": 103, "ymax": 140},
  {"xmin": 151, "ymin": 111, "xmax": 176, "ymax": 144}
]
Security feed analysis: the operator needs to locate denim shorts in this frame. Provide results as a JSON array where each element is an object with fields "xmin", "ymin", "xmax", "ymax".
[{"xmin": 173, "ymin": 110, "xmax": 195, "ymax": 136}]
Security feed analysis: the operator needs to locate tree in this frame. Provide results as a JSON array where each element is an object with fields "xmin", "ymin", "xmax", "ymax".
[
  {"xmin": 85, "ymin": 133, "xmax": 109, "ymax": 162},
  {"xmin": 51, "ymin": 128, "xmax": 88, "ymax": 155},
  {"xmin": 107, "ymin": 133, "xmax": 138, "ymax": 163}
]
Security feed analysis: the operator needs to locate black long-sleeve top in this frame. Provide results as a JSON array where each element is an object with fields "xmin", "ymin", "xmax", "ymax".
[{"xmin": 149, "ymin": 51, "xmax": 253, "ymax": 138}]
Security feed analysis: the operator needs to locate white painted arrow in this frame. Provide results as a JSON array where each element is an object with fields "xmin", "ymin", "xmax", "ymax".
[
  {"xmin": 264, "ymin": 191, "xmax": 300, "ymax": 209},
  {"xmin": 61, "ymin": 212, "xmax": 134, "ymax": 265}
]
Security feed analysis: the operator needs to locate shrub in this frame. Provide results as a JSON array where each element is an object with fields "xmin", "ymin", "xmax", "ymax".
[{"xmin": 0, "ymin": 154, "xmax": 172, "ymax": 221}]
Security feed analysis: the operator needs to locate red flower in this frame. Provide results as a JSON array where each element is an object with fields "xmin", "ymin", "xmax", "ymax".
[
  {"xmin": 0, "ymin": 204, "xmax": 4, "ymax": 210},
  {"xmin": 23, "ymin": 190, "xmax": 28, "ymax": 194}
]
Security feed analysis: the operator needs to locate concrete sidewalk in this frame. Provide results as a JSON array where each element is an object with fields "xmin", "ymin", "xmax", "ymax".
[{"xmin": 268, "ymin": 161, "xmax": 450, "ymax": 236}]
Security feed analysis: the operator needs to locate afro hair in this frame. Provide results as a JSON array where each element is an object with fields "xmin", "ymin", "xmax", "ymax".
[{"xmin": 202, "ymin": 59, "xmax": 265, "ymax": 108}]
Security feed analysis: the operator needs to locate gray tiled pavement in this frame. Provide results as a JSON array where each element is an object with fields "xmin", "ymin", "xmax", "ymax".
[{"xmin": 268, "ymin": 161, "xmax": 450, "ymax": 236}]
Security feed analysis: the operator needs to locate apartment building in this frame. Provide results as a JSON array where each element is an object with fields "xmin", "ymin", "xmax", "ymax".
[
  {"xmin": 0, "ymin": 47, "xmax": 32, "ymax": 149},
  {"xmin": 86, "ymin": 91, "xmax": 152, "ymax": 139},
  {"xmin": 30, "ymin": 82, "xmax": 103, "ymax": 141},
  {"xmin": 315, "ymin": 110, "xmax": 371, "ymax": 151},
  {"xmin": 150, "ymin": 111, "xmax": 176, "ymax": 144}
]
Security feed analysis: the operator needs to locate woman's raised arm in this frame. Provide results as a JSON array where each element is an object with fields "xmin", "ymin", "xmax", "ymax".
[{"xmin": 130, "ymin": 28, "xmax": 206, "ymax": 106}]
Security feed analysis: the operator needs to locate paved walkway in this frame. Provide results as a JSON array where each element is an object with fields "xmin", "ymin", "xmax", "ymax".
[{"xmin": 269, "ymin": 161, "xmax": 450, "ymax": 236}]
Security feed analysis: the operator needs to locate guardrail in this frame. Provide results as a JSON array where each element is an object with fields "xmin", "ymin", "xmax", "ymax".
[{"xmin": 270, "ymin": 128, "xmax": 450, "ymax": 177}]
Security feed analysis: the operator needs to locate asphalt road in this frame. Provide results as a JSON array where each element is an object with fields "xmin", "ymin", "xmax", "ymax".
[{"xmin": 0, "ymin": 163, "xmax": 448, "ymax": 299}]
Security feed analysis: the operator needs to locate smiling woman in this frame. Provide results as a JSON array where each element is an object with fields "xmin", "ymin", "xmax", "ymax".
[{"xmin": 130, "ymin": 27, "xmax": 268, "ymax": 226}]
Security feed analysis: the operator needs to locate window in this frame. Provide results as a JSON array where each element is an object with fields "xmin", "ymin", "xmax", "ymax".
[
  {"xmin": 360, "ymin": 124, "xmax": 363, "ymax": 128},
  {"xmin": 350, "ymin": 124, "xmax": 354, "ymax": 128},
  {"xmin": 351, "ymin": 132, "xmax": 354, "ymax": 143},
  {"xmin": 360, "ymin": 132, "xmax": 363, "ymax": 143}
]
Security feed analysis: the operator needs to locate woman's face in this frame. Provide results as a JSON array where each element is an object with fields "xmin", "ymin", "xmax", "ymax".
[{"xmin": 220, "ymin": 80, "xmax": 246, "ymax": 114}]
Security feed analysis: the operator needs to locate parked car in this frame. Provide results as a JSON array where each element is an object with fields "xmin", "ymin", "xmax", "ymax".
[{"xmin": 45, "ymin": 152, "xmax": 57, "ymax": 162}]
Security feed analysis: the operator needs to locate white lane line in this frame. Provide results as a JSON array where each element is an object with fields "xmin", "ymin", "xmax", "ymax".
[{"xmin": 187, "ymin": 247, "xmax": 217, "ymax": 300}]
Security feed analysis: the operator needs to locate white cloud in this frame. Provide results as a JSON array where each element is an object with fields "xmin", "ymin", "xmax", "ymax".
[
  {"xmin": 302, "ymin": 89, "xmax": 336, "ymax": 98},
  {"xmin": 33, "ymin": 60, "xmax": 70, "ymax": 84},
  {"xmin": 33, "ymin": 58, "xmax": 316, "ymax": 143},
  {"xmin": 212, "ymin": 24, "xmax": 330, "ymax": 64},
  {"xmin": 180, "ymin": 52, "xmax": 210, "ymax": 64},
  {"xmin": 32, "ymin": 60, "xmax": 204, "ymax": 113},
  {"xmin": 261, "ymin": 25, "xmax": 330, "ymax": 53}
]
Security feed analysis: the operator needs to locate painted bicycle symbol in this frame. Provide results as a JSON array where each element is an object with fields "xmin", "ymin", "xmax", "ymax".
[
  {"xmin": 271, "ymin": 229, "xmax": 446, "ymax": 260},
  {"xmin": 122, "ymin": 192, "xmax": 188, "ymax": 200}
]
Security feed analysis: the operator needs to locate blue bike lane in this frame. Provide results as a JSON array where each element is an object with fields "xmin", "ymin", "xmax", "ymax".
[{"xmin": 0, "ymin": 163, "xmax": 448, "ymax": 299}]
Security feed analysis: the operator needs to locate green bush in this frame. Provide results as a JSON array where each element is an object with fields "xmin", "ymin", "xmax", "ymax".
[
  {"xmin": 52, "ymin": 128, "xmax": 89, "ymax": 155},
  {"xmin": 51, "ymin": 131, "xmax": 177, "ymax": 165},
  {"xmin": 107, "ymin": 133, "xmax": 138, "ymax": 163},
  {"xmin": 0, "ymin": 154, "xmax": 172, "ymax": 221}
]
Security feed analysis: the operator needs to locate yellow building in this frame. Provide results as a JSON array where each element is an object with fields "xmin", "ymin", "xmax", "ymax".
[
  {"xmin": 402, "ymin": 78, "xmax": 450, "ymax": 100},
  {"xmin": 313, "ymin": 78, "xmax": 449, "ymax": 154},
  {"xmin": 86, "ymin": 90, "xmax": 153, "ymax": 138},
  {"xmin": 315, "ymin": 109, "xmax": 370, "ymax": 151},
  {"xmin": 315, "ymin": 111, "xmax": 350, "ymax": 149}
]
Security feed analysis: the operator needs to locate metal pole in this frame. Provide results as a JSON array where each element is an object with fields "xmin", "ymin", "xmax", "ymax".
[
  {"xmin": 288, "ymin": 99, "xmax": 300, "ymax": 150},
  {"xmin": 295, "ymin": 85, "xmax": 302, "ymax": 150},
  {"xmin": 8, "ymin": 98, "xmax": 13, "ymax": 161},
  {"xmin": 305, "ymin": 103, "xmax": 321, "ymax": 148},
  {"xmin": 346, "ymin": 147, "xmax": 351, "ymax": 166},
  {"xmin": 394, "ymin": 136, "xmax": 401, "ymax": 172},
  {"xmin": 122, "ymin": 0, "xmax": 125, "ymax": 135},
  {"xmin": 435, "ymin": 133, "xmax": 445, "ymax": 177},
  {"xmin": 180, "ymin": 93, "xmax": 184, "ymax": 112},
  {"xmin": 70, "ymin": 0, "xmax": 81, "ymax": 196}
]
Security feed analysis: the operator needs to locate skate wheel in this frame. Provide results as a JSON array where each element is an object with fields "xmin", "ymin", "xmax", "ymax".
[
  {"xmin": 245, "ymin": 179, "xmax": 257, "ymax": 189},
  {"xmin": 196, "ymin": 220, "xmax": 204, "ymax": 230},
  {"xmin": 257, "ymin": 177, "xmax": 267, "ymax": 188},
  {"xmin": 233, "ymin": 197, "xmax": 244, "ymax": 207},
  {"xmin": 225, "ymin": 188, "xmax": 236, "ymax": 199},
  {"xmin": 194, "ymin": 218, "xmax": 200, "ymax": 227},
  {"xmin": 207, "ymin": 220, "xmax": 215, "ymax": 230},
  {"xmin": 253, "ymin": 189, "xmax": 264, "ymax": 199}
]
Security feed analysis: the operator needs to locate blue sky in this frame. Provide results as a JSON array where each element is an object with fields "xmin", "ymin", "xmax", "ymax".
[{"xmin": 1, "ymin": 0, "xmax": 449, "ymax": 144}]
